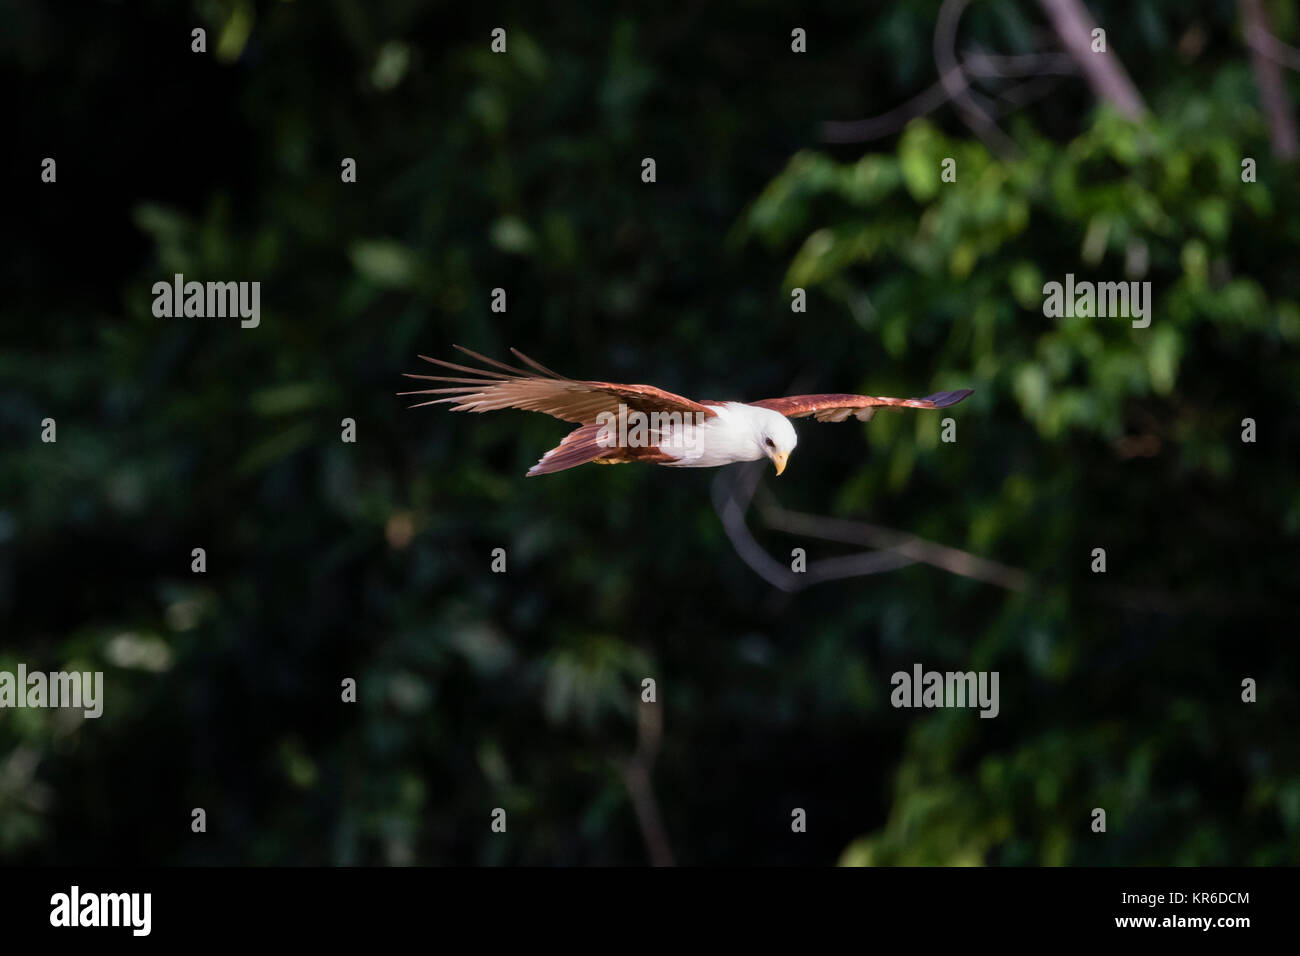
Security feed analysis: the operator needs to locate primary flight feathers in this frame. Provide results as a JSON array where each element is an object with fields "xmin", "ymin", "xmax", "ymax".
[{"xmin": 400, "ymin": 346, "xmax": 973, "ymax": 477}]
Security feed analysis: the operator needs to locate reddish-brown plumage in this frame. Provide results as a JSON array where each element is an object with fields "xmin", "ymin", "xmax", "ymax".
[
  {"xmin": 751, "ymin": 390, "xmax": 974, "ymax": 421},
  {"xmin": 399, "ymin": 345, "xmax": 717, "ymax": 424},
  {"xmin": 401, "ymin": 347, "xmax": 974, "ymax": 476},
  {"xmin": 525, "ymin": 423, "xmax": 676, "ymax": 476}
]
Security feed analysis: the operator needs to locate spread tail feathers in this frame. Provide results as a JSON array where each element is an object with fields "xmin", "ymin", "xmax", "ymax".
[
  {"xmin": 526, "ymin": 423, "xmax": 679, "ymax": 476},
  {"xmin": 527, "ymin": 424, "xmax": 612, "ymax": 476}
]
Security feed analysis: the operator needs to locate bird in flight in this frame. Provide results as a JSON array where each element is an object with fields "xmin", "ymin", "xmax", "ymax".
[{"xmin": 401, "ymin": 346, "xmax": 972, "ymax": 477}]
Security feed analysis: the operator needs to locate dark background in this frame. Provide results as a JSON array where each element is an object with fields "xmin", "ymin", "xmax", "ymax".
[{"xmin": 2, "ymin": 0, "xmax": 1296, "ymax": 865}]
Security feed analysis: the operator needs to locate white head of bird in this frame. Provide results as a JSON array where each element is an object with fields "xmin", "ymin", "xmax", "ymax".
[{"xmin": 758, "ymin": 407, "xmax": 798, "ymax": 475}]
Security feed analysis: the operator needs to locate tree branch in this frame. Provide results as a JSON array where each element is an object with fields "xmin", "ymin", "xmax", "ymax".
[
  {"xmin": 1036, "ymin": 0, "xmax": 1147, "ymax": 119},
  {"xmin": 711, "ymin": 462, "xmax": 1028, "ymax": 593},
  {"xmin": 820, "ymin": 38, "xmax": 1077, "ymax": 144},
  {"xmin": 1240, "ymin": 0, "xmax": 1300, "ymax": 160},
  {"xmin": 821, "ymin": 78, "xmax": 954, "ymax": 144},
  {"xmin": 755, "ymin": 487, "xmax": 1028, "ymax": 592},
  {"xmin": 935, "ymin": 0, "xmax": 1020, "ymax": 157},
  {"xmin": 618, "ymin": 698, "xmax": 675, "ymax": 867},
  {"xmin": 1243, "ymin": 11, "xmax": 1300, "ymax": 71}
]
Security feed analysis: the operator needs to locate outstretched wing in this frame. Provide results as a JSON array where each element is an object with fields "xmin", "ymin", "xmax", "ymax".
[
  {"xmin": 750, "ymin": 389, "xmax": 973, "ymax": 423},
  {"xmin": 400, "ymin": 346, "xmax": 718, "ymax": 424}
]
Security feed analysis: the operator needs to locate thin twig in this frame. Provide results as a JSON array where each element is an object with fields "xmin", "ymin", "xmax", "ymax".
[
  {"xmin": 935, "ymin": 0, "xmax": 1020, "ymax": 157},
  {"xmin": 820, "ymin": 46, "xmax": 1076, "ymax": 144},
  {"xmin": 1241, "ymin": 0, "xmax": 1300, "ymax": 159},
  {"xmin": 618, "ymin": 699, "xmax": 675, "ymax": 867},
  {"xmin": 1244, "ymin": 15, "xmax": 1300, "ymax": 71},
  {"xmin": 711, "ymin": 462, "xmax": 1028, "ymax": 593},
  {"xmin": 992, "ymin": 74, "xmax": 1069, "ymax": 110},
  {"xmin": 755, "ymin": 488, "xmax": 1029, "ymax": 592},
  {"xmin": 712, "ymin": 462, "xmax": 801, "ymax": 589},
  {"xmin": 821, "ymin": 79, "xmax": 954, "ymax": 144},
  {"xmin": 1036, "ymin": 0, "xmax": 1147, "ymax": 119},
  {"xmin": 962, "ymin": 50, "xmax": 1078, "ymax": 77}
]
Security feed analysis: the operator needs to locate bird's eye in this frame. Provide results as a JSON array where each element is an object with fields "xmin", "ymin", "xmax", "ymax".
[{"xmin": 765, "ymin": 437, "xmax": 775, "ymax": 448}]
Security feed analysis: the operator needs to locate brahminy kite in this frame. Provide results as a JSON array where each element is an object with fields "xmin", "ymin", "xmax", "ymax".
[{"xmin": 401, "ymin": 346, "xmax": 972, "ymax": 477}]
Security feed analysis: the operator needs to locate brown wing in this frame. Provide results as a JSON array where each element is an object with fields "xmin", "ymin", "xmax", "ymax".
[
  {"xmin": 399, "ymin": 346, "xmax": 718, "ymax": 424},
  {"xmin": 525, "ymin": 423, "xmax": 678, "ymax": 477},
  {"xmin": 750, "ymin": 389, "xmax": 973, "ymax": 422}
]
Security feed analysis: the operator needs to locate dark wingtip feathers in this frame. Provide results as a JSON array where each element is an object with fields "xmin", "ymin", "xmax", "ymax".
[{"xmin": 923, "ymin": 388, "xmax": 974, "ymax": 408}]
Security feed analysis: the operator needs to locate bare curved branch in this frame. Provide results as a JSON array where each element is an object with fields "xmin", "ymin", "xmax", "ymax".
[
  {"xmin": 755, "ymin": 488, "xmax": 1029, "ymax": 592},
  {"xmin": 820, "ymin": 30, "xmax": 1077, "ymax": 144},
  {"xmin": 820, "ymin": 79, "xmax": 953, "ymax": 144},
  {"xmin": 1240, "ymin": 0, "xmax": 1299, "ymax": 159},
  {"xmin": 711, "ymin": 462, "xmax": 1028, "ymax": 593},
  {"xmin": 935, "ymin": 0, "xmax": 1020, "ymax": 156}
]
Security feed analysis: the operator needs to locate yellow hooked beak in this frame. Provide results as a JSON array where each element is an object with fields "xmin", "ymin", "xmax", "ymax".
[{"xmin": 771, "ymin": 450, "xmax": 789, "ymax": 476}]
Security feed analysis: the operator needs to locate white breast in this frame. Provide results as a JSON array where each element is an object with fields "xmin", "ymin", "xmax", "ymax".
[{"xmin": 659, "ymin": 402, "xmax": 777, "ymax": 468}]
